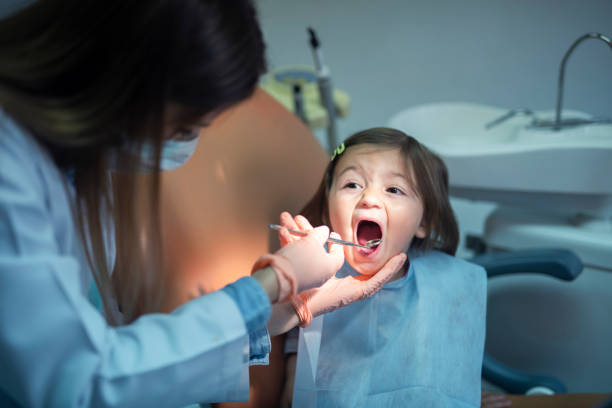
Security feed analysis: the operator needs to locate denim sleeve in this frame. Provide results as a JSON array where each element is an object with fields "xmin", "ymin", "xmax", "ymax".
[
  {"xmin": 221, "ymin": 277, "xmax": 272, "ymax": 365},
  {"xmin": 247, "ymin": 326, "xmax": 271, "ymax": 366}
]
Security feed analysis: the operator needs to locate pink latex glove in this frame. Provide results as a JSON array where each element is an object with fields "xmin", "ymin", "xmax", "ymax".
[
  {"xmin": 277, "ymin": 212, "xmax": 407, "ymax": 326},
  {"xmin": 291, "ymin": 253, "xmax": 406, "ymax": 326},
  {"xmin": 277, "ymin": 212, "xmax": 316, "ymax": 247},
  {"xmin": 252, "ymin": 218, "xmax": 344, "ymax": 302}
]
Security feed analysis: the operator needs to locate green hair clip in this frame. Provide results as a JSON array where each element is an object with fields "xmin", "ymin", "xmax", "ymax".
[{"xmin": 331, "ymin": 142, "xmax": 345, "ymax": 161}]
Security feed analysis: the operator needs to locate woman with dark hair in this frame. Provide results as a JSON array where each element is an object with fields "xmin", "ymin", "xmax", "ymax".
[{"xmin": 0, "ymin": 2, "xmax": 403, "ymax": 407}]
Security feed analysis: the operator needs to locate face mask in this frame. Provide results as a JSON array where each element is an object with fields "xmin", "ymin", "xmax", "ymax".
[
  {"xmin": 109, "ymin": 135, "xmax": 200, "ymax": 172},
  {"xmin": 155, "ymin": 136, "xmax": 200, "ymax": 171}
]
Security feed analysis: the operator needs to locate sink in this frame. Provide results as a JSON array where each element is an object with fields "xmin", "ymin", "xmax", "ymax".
[
  {"xmin": 388, "ymin": 102, "xmax": 526, "ymax": 147},
  {"xmin": 388, "ymin": 102, "xmax": 612, "ymax": 217}
]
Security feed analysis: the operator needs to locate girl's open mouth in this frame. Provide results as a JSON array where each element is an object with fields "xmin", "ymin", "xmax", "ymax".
[{"xmin": 356, "ymin": 220, "xmax": 382, "ymax": 256}]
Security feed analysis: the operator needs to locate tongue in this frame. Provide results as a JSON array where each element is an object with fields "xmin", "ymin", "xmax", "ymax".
[{"xmin": 357, "ymin": 222, "xmax": 381, "ymax": 245}]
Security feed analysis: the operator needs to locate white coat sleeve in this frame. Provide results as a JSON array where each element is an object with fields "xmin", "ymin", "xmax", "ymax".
[{"xmin": 0, "ymin": 126, "xmax": 267, "ymax": 407}]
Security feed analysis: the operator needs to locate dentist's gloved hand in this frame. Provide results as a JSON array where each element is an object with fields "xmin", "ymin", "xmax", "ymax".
[
  {"xmin": 277, "ymin": 211, "xmax": 315, "ymax": 247},
  {"xmin": 291, "ymin": 253, "xmax": 406, "ymax": 327},
  {"xmin": 251, "ymin": 215, "xmax": 344, "ymax": 302},
  {"xmin": 276, "ymin": 212, "xmax": 407, "ymax": 327}
]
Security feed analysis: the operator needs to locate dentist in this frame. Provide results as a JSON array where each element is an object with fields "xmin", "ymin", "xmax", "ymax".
[{"xmin": 0, "ymin": 1, "xmax": 404, "ymax": 407}]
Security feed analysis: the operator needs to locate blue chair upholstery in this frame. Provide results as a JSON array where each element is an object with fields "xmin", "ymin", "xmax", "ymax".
[{"xmin": 471, "ymin": 249, "xmax": 583, "ymax": 394}]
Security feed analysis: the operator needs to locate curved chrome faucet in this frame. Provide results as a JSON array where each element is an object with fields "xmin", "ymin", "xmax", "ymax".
[
  {"xmin": 485, "ymin": 33, "xmax": 612, "ymax": 132},
  {"xmin": 554, "ymin": 32, "xmax": 612, "ymax": 131}
]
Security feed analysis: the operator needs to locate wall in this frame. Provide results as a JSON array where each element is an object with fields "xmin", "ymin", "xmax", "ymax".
[{"xmin": 258, "ymin": 0, "xmax": 612, "ymax": 142}]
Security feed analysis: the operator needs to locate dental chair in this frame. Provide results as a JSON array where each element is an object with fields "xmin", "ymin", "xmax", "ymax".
[{"xmin": 471, "ymin": 248, "xmax": 583, "ymax": 395}]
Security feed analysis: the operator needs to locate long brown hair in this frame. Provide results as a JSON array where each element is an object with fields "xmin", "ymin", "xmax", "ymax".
[
  {"xmin": 302, "ymin": 127, "xmax": 459, "ymax": 255},
  {"xmin": 0, "ymin": 0, "xmax": 266, "ymax": 323}
]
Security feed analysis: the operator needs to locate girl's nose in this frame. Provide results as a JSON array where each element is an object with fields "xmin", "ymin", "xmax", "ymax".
[{"xmin": 358, "ymin": 188, "xmax": 382, "ymax": 209}]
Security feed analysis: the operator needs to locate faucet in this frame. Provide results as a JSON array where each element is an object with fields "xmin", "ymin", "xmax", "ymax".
[
  {"xmin": 488, "ymin": 33, "xmax": 612, "ymax": 131},
  {"xmin": 553, "ymin": 32, "xmax": 612, "ymax": 131}
]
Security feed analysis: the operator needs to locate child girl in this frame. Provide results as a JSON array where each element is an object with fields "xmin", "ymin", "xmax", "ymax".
[{"xmin": 280, "ymin": 127, "xmax": 486, "ymax": 407}]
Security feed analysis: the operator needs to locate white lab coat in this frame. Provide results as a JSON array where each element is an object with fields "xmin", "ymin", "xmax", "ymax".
[{"xmin": 0, "ymin": 109, "xmax": 264, "ymax": 407}]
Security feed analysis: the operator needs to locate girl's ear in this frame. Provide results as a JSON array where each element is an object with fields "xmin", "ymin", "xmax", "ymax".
[{"xmin": 415, "ymin": 222, "xmax": 427, "ymax": 239}]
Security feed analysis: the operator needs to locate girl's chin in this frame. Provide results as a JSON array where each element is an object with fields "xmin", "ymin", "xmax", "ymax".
[
  {"xmin": 349, "ymin": 259, "xmax": 408, "ymax": 283},
  {"xmin": 346, "ymin": 259, "xmax": 383, "ymax": 276}
]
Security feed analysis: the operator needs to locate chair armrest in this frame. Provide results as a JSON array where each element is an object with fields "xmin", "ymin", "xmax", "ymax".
[
  {"xmin": 477, "ymin": 249, "xmax": 582, "ymax": 394},
  {"xmin": 471, "ymin": 249, "xmax": 583, "ymax": 281},
  {"xmin": 483, "ymin": 353, "xmax": 566, "ymax": 394}
]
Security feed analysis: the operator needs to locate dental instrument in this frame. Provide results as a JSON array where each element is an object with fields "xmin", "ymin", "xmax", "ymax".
[
  {"xmin": 268, "ymin": 224, "xmax": 381, "ymax": 249},
  {"xmin": 307, "ymin": 27, "xmax": 338, "ymax": 153}
]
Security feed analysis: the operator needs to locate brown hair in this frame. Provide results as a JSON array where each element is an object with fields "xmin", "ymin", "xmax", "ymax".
[
  {"xmin": 0, "ymin": 0, "xmax": 266, "ymax": 323},
  {"xmin": 302, "ymin": 127, "xmax": 459, "ymax": 255}
]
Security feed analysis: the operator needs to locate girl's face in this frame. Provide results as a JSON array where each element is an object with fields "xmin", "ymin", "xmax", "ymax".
[{"xmin": 328, "ymin": 144, "xmax": 426, "ymax": 276}]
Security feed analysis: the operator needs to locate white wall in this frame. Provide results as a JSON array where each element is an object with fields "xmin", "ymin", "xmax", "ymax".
[
  {"xmin": 257, "ymin": 0, "xmax": 612, "ymax": 393},
  {"xmin": 258, "ymin": 0, "xmax": 612, "ymax": 140}
]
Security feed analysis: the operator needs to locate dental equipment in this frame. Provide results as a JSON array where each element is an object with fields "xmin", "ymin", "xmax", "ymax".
[
  {"xmin": 308, "ymin": 27, "xmax": 338, "ymax": 153},
  {"xmin": 292, "ymin": 84, "xmax": 308, "ymax": 124},
  {"xmin": 268, "ymin": 224, "xmax": 381, "ymax": 249}
]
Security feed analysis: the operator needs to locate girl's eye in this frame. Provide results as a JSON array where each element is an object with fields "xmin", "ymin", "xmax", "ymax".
[
  {"xmin": 387, "ymin": 186, "xmax": 404, "ymax": 195},
  {"xmin": 343, "ymin": 182, "xmax": 360, "ymax": 189}
]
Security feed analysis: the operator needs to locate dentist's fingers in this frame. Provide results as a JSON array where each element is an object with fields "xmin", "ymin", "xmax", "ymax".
[
  {"xmin": 361, "ymin": 253, "xmax": 407, "ymax": 297},
  {"xmin": 292, "ymin": 253, "xmax": 405, "ymax": 325},
  {"xmin": 279, "ymin": 211, "xmax": 299, "ymax": 247},
  {"xmin": 272, "ymin": 225, "xmax": 341, "ymax": 294},
  {"xmin": 307, "ymin": 225, "xmax": 330, "ymax": 246},
  {"xmin": 327, "ymin": 232, "xmax": 345, "ymax": 270},
  {"xmin": 294, "ymin": 214, "xmax": 314, "ymax": 233},
  {"xmin": 278, "ymin": 213, "xmax": 320, "ymax": 247},
  {"xmin": 280, "ymin": 211, "xmax": 299, "ymax": 230},
  {"xmin": 278, "ymin": 228, "xmax": 294, "ymax": 247}
]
